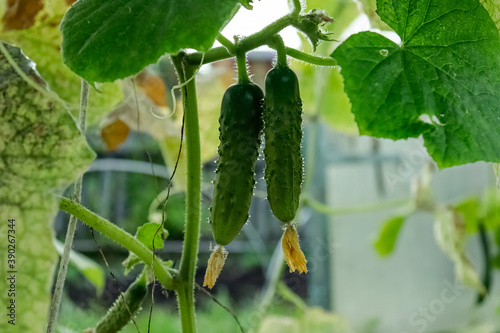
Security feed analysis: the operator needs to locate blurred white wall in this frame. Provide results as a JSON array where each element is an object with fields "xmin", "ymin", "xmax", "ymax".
[{"xmin": 325, "ymin": 134, "xmax": 499, "ymax": 333}]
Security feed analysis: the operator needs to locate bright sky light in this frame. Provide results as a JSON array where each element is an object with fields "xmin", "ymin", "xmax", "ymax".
[{"xmin": 219, "ymin": 0, "xmax": 302, "ymax": 50}]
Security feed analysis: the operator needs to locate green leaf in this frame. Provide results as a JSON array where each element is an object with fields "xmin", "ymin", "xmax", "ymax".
[
  {"xmin": 123, "ymin": 222, "xmax": 168, "ymax": 275},
  {"xmin": 332, "ymin": 0, "xmax": 500, "ymax": 168},
  {"xmin": 373, "ymin": 215, "xmax": 406, "ymax": 256},
  {"xmin": 136, "ymin": 222, "xmax": 168, "ymax": 250},
  {"xmin": 53, "ymin": 239, "xmax": 105, "ymax": 293},
  {"xmin": 0, "ymin": 43, "xmax": 94, "ymax": 333},
  {"xmin": 454, "ymin": 197, "xmax": 480, "ymax": 233},
  {"xmin": 60, "ymin": 0, "xmax": 242, "ymax": 83},
  {"xmin": 481, "ymin": 187, "xmax": 500, "ymax": 229}
]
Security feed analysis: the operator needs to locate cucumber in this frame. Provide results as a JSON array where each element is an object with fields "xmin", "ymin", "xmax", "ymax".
[
  {"xmin": 263, "ymin": 65, "xmax": 303, "ymax": 223},
  {"xmin": 95, "ymin": 277, "xmax": 148, "ymax": 333},
  {"xmin": 209, "ymin": 82, "xmax": 264, "ymax": 246}
]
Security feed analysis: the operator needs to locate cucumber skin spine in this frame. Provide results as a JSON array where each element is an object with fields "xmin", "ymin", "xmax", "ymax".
[
  {"xmin": 210, "ymin": 82, "xmax": 264, "ymax": 246},
  {"xmin": 95, "ymin": 278, "xmax": 147, "ymax": 333},
  {"xmin": 264, "ymin": 65, "xmax": 303, "ymax": 223}
]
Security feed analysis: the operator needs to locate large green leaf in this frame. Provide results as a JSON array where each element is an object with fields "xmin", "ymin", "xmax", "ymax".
[
  {"xmin": 332, "ymin": 0, "xmax": 500, "ymax": 168},
  {"xmin": 0, "ymin": 43, "xmax": 94, "ymax": 332},
  {"xmin": 60, "ymin": 0, "xmax": 242, "ymax": 83}
]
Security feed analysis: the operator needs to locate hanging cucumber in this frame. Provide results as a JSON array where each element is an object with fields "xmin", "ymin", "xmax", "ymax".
[
  {"xmin": 263, "ymin": 41, "xmax": 307, "ymax": 273},
  {"xmin": 204, "ymin": 50, "xmax": 264, "ymax": 289}
]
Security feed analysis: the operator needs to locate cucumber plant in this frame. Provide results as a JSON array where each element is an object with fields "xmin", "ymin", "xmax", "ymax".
[{"xmin": 4, "ymin": 0, "xmax": 500, "ymax": 332}]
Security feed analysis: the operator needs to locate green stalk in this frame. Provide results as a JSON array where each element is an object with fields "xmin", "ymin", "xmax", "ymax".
[
  {"xmin": 188, "ymin": 14, "xmax": 295, "ymax": 65},
  {"xmin": 217, "ymin": 33, "xmax": 236, "ymax": 54},
  {"xmin": 236, "ymin": 49, "xmax": 250, "ymax": 83},
  {"xmin": 59, "ymin": 197, "xmax": 175, "ymax": 290},
  {"xmin": 270, "ymin": 35, "xmax": 287, "ymax": 67},
  {"xmin": 291, "ymin": 0, "xmax": 302, "ymax": 16},
  {"xmin": 303, "ymin": 195, "xmax": 414, "ymax": 215},
  {"xmin": 282, "ymin": 47, "xmax": 337, "ymax": 67},
  {"xmin": 189, "ymin": 44, "xmax": 337, "ymax": 67},
  {"xmin": 171, "ymin": 54, "xmax": 201, "ymax": 333}
]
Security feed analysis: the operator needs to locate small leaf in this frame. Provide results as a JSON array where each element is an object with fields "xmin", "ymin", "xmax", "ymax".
[
  {"xmin": 53, "ymin": 239, "xmax": 105, "ymax": 293},
  {"xmin": 136, "ymin": 222, "xmax": 168, "ymax": 251},
  {"xmin": 240, "ymin": 0, "xmax": 254, "ymax": 10},
  {"xmin": 123, "ymin": 253, "xmax": 141, "ymax": 276},
  {"xmin": 373, "ymin": 215, "xmax": 406, "ymax": 257},
  {"xmin": 100, "ymin": 119, "xmax": 130, "ymax": 151},
  {"xmin": 434, "ymin": 206, "xmax": 486, "ymax": 294},
  {"xmin": 481, "ymin": 187, "xmax": 500, "ymax": 229},
  {"xmin": 333, "ymin": 0, "xmax": 500, "ymax": 168},
  {"xmin": 60, "ymin": 0, "xmax": 242, "ymax": 82},
  {"xmin": 454, "ymin": 198, "xmax": 480, "ymax": 233},
  {"xmin": 122, "ymin": 222, "xmax": 168, "ymax": 275}
]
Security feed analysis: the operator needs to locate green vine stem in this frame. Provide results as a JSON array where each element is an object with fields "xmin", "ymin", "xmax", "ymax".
[
  {"xmin": 171, "ymin": 54, "xmax": 202, "ymax": 333},
  {"xmin": 303, "ymin": 195, "xmax": 414, "ymax": 215},
  {"xmin": 236, "ymin": 49, "xmax": 250, "ymax": 83},
  {"xmin": 270, "ymin": 35, "xmax": 287, "ymax": 67},
  {"xmin": 188, "ymin": 44, "xmax": 336, "ymax": 67},
  {"xmin": 46, "ymin": 80, "xmax": 89, "ymax": 333},
  {"xmin": 217, "ymin": 33, "xmax": 236, "ymax": 54},
  {"xmin": 58, "ymin": 197, "xmax": 176, "ymax": 290},
  {"xmin": 187, "ymin": 13, "xmax": 337, "ymax": 67},
  {"xmin": 282, "ymin": 47, "xmax": 337, "ymax": 66},
  {"xmin": 188, "ymin": 14, "xmax": 294, "ymax": 65},
  {"xmin": 291, "ymin": 0, "xmax": 302, "ymax": 16}
]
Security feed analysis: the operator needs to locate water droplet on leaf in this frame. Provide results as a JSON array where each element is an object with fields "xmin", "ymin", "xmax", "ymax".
[{"xmin": 379, "ymin": 49, "xmax": 389, "ymax": 57}]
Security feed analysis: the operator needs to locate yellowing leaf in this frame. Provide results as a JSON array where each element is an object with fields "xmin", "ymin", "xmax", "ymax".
[
  {"xmin": 100, "ymin": 119, "xmax": 130, "ymax": 151},
  {"xmin": 1, "ymin": 0, "xmax": 44, "ymax": 31},
  {"xmin": 136, "ymin": 71, "xmax": 168, "ymax": 107},
  {"xmin": 0, "ymin": 0, "xmax": 123, "ymax": 124},
  {"xmin": 434, "ymin": 206, "xmax": 486, "ymax": 295},
  {"xmin": 0, "ymin": 43, "xmax": 94, "ymax": 333}
]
